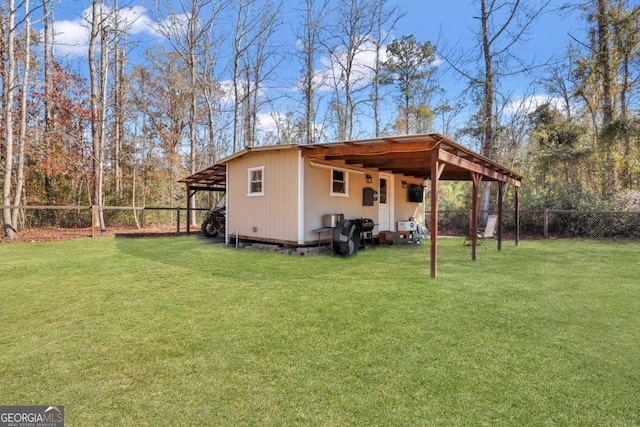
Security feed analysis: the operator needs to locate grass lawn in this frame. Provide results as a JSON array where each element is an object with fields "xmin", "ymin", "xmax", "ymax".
[{"xmin": 1, "ymin": 236, "xmax": 639, "ymax": 426}]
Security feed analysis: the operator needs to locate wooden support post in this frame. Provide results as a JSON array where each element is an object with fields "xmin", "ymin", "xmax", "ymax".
[
  {"xmin": 515, "ymin": 186, "xmax": 521, "ymax": 246},
  {"xmin": 544, "ymin": 209, "xmax": 549, "ymax": 239},
  {"xmin": 497, "ymin": 182, "xmax": 506, "ymax": 251},
  {"xmin": 470, "ymin": 173, "xmax": 479, "ymax": 261},
  {"xmin": 177, "ymin": 207, "xmax": 181, "ymax": 233},
  {"xmin": 430, "ymin": 149, "xmax": 440, "ymax": 278},
  {"xmin": 186, "ymin": 187, "xmax": 193, "ymax": 235},
  {"xmin": 91, "ymin": 205, "xmax": 97, "ymax": 238}
]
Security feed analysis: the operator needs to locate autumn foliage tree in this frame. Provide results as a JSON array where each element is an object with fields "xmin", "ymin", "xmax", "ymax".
[
  {"xmin": 2, "ymin": 0, "xmax": 640, "ymax": 241},
  {"xmin": 30, "ymin": 62, "xmax": 92, "ymax": 205}
]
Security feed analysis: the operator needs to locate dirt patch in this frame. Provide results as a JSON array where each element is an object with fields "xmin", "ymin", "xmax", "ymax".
[{"xmin": 2, "ymin": 226, "xmax": 197, "ymax": 243}]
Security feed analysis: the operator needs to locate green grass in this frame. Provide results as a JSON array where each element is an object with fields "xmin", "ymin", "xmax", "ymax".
[{"xmin": 1, "ymin": 236, "xmax": 639, "ymax": 426}]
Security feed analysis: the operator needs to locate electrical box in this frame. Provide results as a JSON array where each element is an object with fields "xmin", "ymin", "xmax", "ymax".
[
  {"xmin": 397, "ymin": 220, "xmax": 417, "ymax": 231},
  {"xmin": 362, "ymin": 187, "xmax": 378, "ymax": 206}
]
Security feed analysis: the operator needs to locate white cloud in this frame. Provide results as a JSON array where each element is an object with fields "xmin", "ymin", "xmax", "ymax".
[
  {"xmin": 216, "ymin": 80, "xmax": 235, "ymax": 105},
  {"xmin": 314, "ymin": 37, "xmax": 387, "ymax": 92},
  {"xmin": 312, "ymin": 37, "xmax": 442, "ymax": 94},
  {"xmin": 504, "ymin": 95, "xmax": 566, "ymax": 116},
  {"xmin": 255, "ymin": 111, "xmax": 327, "ymax": 144},
  {"xmin": 122, "ymin": 6, "xmax": 158, "ymax": 34},
  {"xmin": 155, "ymin": 13, "xmax": 190, "ymax": 38},
  {"xmin": 52, "ymin": 17, "xmax": 90, "ymax": 56},
  {"xmin": 51, "ymin": 5, "xmax": 160, "ymax": 57},
  {"xmin": 257, "ymin": 111, "xmax": 280, "ymax": 135}
]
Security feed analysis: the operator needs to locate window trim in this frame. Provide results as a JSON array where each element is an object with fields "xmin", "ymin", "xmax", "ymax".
[
  {"xmin": 247, "ymin": 166, "xmax": 265, "ymax": 197},
  {"xmin": 330, "ymin": 169, "xmax": 349, "ymax": 197}
]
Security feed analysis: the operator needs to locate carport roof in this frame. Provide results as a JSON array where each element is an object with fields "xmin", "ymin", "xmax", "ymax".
[{"xmin": 180, "ymin": 133, "xmax": 522, "ymax": 189}]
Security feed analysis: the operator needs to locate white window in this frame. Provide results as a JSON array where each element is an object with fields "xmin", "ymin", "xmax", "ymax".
[
  {"xmin": 331, "ymin": 169, "xmax": 349, "ymax": 197},
  {"xmin": 379, "ymin": 177, "xmax": 388, "ymax": 204},
  {"xmin": 248, "ymin": 166, "xmax": 264, "ymax": 196}
]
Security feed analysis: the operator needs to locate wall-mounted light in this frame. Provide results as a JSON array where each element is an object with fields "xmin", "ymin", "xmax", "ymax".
[
  {"xmin": 402, "ymin": 180, "xmax": 408, "ymax": 188},
  {"xmin": 366, "ymin": 174, "xmax": 372, "ymax": 184}
]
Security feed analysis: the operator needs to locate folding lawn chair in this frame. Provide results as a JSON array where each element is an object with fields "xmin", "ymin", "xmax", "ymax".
[{"xmin": 463, "ymin": 214, "xmax": 497, "ymax": 246}]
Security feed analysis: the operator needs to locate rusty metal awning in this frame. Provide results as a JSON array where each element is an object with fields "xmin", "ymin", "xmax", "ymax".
[
  {"xmin": 179, "ymin": 163, "xmax": 227, "ymax": 191},
  {"xmin": 299, "ymin": 133, "xmax": 522, "ymax": 187},
  {"xmin": 181, "ymin": 134, "xmax": 522, "ymax": 190}
]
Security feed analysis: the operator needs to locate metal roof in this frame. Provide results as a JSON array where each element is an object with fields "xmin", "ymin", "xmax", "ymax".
[
  {"xmin": 179, "ymin": 163, "xmax": 227, "ymax": 190},
  {"xmin": 180, "ymin": 133, "xmax": 522, "ymax": 189}
]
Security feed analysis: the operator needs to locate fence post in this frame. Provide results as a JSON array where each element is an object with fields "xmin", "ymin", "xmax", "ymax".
[
  {"xmin": 91, "ymin": 205, "xmax": 98, "ymax": 238},
  {"xmin": 544, "ymin": 209, "xmax": 549, "ymax": 239},
  {"xmin": 177, "ymin": 208, "xmax": 181, "ymax": 233}
]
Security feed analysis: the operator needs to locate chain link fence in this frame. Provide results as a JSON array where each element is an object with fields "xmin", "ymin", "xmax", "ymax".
[
  {"xmin": 2, "ymin": 206, "xmax": 211, "ymax": 242},
  {"xmin": 3, "ymin": 206, "xmax": 640, "ymax": 242},
  {"xmin": 431, "ymin": 209, "xmax": 640, "ymax": 240}
]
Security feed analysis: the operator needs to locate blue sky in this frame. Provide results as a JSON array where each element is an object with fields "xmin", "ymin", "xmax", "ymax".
[
  {"xmin": 45, "ymin": 0, "xmax": 581, "ymax": 139},
  {"xmin": 402, "ymin": 0, "xmax": 578, "ymax": 59}
]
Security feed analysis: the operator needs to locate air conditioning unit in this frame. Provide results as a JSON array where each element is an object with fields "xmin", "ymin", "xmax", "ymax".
[{"xmin": 397, "ymin": 220, "xmax": 417, "ymax": 231}]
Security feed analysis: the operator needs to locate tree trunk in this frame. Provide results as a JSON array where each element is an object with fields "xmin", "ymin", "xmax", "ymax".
[
  {"xmin": 480, "ymin": 0, "xmax": 494, "ymax": 220},
  {"xmin": 370, "ymin": 0, "xmax": 400, "ymax": 137},
  {"xmin": 2, "ymin": 0, "xmax": 17, "ymax": 240},
  {"xmin": 372, "ymin": 39, "xmax": 381, "ymax": 137},
  {"xmin": 13, "ymin": 0, "xmax": 31, "ymax": 228},
  {"xmin": 404, "ymin": 88, "xmax": 410, "ymax": 135},
  {"xmin": 303, "ymin": 0, "xmax": 316, "ymax": 143},
  {"xmin": 43, "ymin": 0, "xmax": 53, "ymax": 199},
  {"xmin": 189, "ymin": 5, "xmax": 198, "ymax": 225},
  {"xmin": 132, "ymin": 122, "xmax": 140, "ymax": 229},
  {"xmin": 232, "ymin": 0, "xmax": 246, "ymax": 152},
  {"xmin": 112, "ymin": 3, "xmax": 127, "ymax": 203},
  {"xmin": 325, "ymin": 0, "xmax": 377, "ymax": 141},
  {"xmin": 99, "ymin": 4, "xmax": 108, "ymax": 229},
  {"xmin": 597, "ymin": 0, "xmax": 614, "ymax": 126},
  {"xmin": 89, "ymin": 0, "xmax": 105, "ymax": 231},
  {"xmin": 299, "ymin": 0, "xmax": 329, "ymax": 144}
]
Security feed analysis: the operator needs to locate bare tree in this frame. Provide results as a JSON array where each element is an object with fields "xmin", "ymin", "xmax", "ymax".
[
  {"xmin": 541, "ymin": 58, "xmax": 575, "ymax": 121},
  {"xmin": 368, "ymin": 0, "xmax": 401, "ymax": 137},
  {"xmin": 230, "ymin": 0, "xmax": 255, "ymax": 152},
  {"xmin": 323, "ymin": 0, "xmax": 378, "ymax": 140},
  {"xmin": 244, "ymin": 1, "xmax": 282, "ymax": 147},
  {"xmin": 229, "ymin": 0, "xmax": 282, "ymax": 151},
  {"xmin": 199, "ymin": 19, "xmax": 227, "ymax": 167},
  {"xmin": 129, "ymin": 48, "xmax": 192, "ymax": 205},
  {"xmin": 129, "ymin": 65, "xmax": 154, "ymax": 211},
  {"xmin": 110, "ymin": 0, "xmax": 127, "ymax": 202},
  {"xmin": 88, "ymin": 0, "xmax": 106, "ymax": 230},
  {"xmin": 2, "ymin": 0, "xmax": 41, "ymax": 238},
  {"xmin": 442, "ymin": 0, "xmax": 549, "ymax": 217},
  {"xmin": 295, "ymin": 0, "xmax": 330, "ymax": 144},
  {"xmin": 2, "ymin": 0, "xmax": 17, "ymax": 239},
  {"xmin": 596, "ymin": 0, "xmax": 615, "ymax": 126},
  {"xmin": 12, "ymin": 0, "xmax": 32, "ymax": 227},
  {"xmin": 42, "ymin": 0, "xmax": 54, "ymax": 195},
  {"xmin": 155, "ymin": 0, "xmax": 227, "ymax": 220},
  {"xmin": 231, "ymin": 0, "xmax": 254, "ymax": 152},
  {"xmin": 610, "ymin": 0, "xmax": 639, "ymax": 120}
]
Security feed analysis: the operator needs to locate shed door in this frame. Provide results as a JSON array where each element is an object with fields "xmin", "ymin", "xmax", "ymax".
[{"xmin": 378, "ymin": 174, "xmax": 394, "ymax": 231}]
